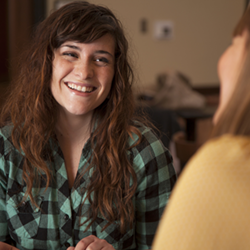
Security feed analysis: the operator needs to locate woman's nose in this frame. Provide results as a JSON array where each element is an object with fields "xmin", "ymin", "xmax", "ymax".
[{"xmin": 73, "ymin": 60, "xmax": 94, "ymax": 80}]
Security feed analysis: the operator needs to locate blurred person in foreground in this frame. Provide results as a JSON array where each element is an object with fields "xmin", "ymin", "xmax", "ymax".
[{"xmin": 153, "ymin": 4, "xmax": 250, "ymax": 250}]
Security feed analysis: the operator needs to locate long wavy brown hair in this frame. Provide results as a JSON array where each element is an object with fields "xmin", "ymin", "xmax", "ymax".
[
  {"xmin": 1, "ymin": 1, "xmax": 142, "ymax": 233},
  {"xmin": 212, "ymin": 5, "xmax": 250, "ymax": 137}
]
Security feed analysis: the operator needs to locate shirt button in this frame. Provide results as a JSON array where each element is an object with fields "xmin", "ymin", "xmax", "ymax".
[
  {"xmin": 64, "ymin": 214, "xmax": 69, "ymax": 220},
  {"xmin": 65, "ymin": 242, "xmax": 70, "ymax": 248}
]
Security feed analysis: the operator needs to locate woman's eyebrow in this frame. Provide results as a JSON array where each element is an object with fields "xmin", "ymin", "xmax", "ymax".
[
  {"xmin": 95, "ymin": 50, "xmax": 114, "ymax": 58},
  {"xmin": 63, "ymin": 44, "xmax": 81, "ymax": 50},
  {"xmin": 62, "ymin": 45, "xmax": 114, "ymax": 58}
]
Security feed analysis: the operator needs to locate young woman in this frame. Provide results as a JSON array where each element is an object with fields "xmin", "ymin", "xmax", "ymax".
[
  {"xmin": 152, "ymin": 5, "xmax": 250, "ymax": 250},
  {"xmin": 0, "ymin": 1, "xmax": 176, "ymax": 250}
]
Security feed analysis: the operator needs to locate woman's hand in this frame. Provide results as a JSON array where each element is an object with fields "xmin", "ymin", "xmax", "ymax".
[
  {"xmin": 0, "ymin": 242, "xmax": 19, "ymax": 250},
  {"xmin": 67, "ymin": 235, "xmax": 115, "ymax": 250}
]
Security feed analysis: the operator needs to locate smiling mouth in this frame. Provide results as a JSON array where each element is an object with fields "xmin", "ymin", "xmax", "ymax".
[{"xmin": 66, "ymin": 82, "xmax": 96, "ymax": 93}]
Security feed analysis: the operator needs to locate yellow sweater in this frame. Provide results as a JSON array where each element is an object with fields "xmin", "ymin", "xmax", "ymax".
[{"xmin": 153, "ymin": 135, "xmax": 250, "ymax": 250}]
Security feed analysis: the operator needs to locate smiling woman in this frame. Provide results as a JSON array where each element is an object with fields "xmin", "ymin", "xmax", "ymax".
[
  {"xmin": 0, "ymin": 1, "xmax": 176, "ymax": 250},
  {"xmin": 51, "ymin": 35, "xmax": 115, "ymax": 120}
]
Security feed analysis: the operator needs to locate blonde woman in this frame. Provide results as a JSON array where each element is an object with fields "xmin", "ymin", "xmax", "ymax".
[{"xmin": 153, "ymin": 5, "xmax": 250, "ymax": 250}]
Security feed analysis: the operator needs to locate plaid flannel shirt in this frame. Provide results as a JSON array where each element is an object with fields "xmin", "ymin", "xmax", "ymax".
[{"xmin": 0, "ymin": 124, "xmax": 176, "ymax": 250}]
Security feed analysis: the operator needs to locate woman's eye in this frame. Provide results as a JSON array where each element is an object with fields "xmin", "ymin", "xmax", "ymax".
[
  {"xmin": 95, "ymin": 57, "xmax": 109, "ymax": 65},
  {"xmin": 62, "ymin": 52, "xmax": 78, "ymax": 58}
]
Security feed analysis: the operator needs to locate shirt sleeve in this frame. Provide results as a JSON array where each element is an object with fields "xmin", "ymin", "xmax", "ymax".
[
  {"xmin": 0, "ymin": 154, "xmax": 10, "ymax": 242},
  {"xmin": 0, "ymin": 129, "xmax": 17, "ymax": 245},
  {"xmin": 132, "ymin": 127, "xmax": 177, "ymax": 250}
]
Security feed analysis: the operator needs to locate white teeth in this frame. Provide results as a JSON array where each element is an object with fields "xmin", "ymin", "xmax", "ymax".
[{"xmin": 67, "ymin": 83, "xmax": 94, "ymax": 93}]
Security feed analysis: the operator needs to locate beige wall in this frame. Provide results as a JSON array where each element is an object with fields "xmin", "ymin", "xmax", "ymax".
[{"xmin": 47, "ymin": 0, "xmax": 245, "ymax": 88}]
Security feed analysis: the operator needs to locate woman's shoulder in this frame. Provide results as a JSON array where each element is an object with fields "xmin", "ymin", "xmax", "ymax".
[
  {"xmin": 0, "ymin": 123, "xmax": 13, "ymax": 135},
  {"xmin": 128, "ymin": 121, "xmax": 173, "ymax": 165},
  {"xmin": 0, "ymin": 123, "xmax": 14, "ymax": 140},
  {"xmin": 177, "ymin": 134, "xmax": 250, "ymax": 187},
  {"xmin": 187, "ymin": 134, "xmax": 250, "ymax": 168},
  {"xmin": 128, "ymin": 121, "xmax": 161, "ymax": 146},
  {"xmin": 0, "ymin": 124, "xmax": 15, "ymax": 156}
]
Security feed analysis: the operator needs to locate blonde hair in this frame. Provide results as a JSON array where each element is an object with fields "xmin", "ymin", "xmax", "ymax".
[{"xmin": 212, "ymin": 6, "xmax": 250, "ymax": 137}]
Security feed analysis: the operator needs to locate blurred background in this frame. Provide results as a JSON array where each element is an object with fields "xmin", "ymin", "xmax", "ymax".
[
  {"xmin": 1, "ymin": 0, "xmax": 246, "ymax": 87},
  {"xmin": 0, "ymin": 0, "xmax": 247, "ymax": 174}
]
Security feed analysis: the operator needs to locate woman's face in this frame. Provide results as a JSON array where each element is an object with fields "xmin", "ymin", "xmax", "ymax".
[
  {"xmin": 214, "ymin": 30, "xmax": 249, "ymax": 123},
  {"xmin": 51, "ymin": 34, "xmax": 115, "ymax": 119}
]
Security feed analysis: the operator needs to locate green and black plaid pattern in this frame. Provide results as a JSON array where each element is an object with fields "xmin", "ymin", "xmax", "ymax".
[{"xmin": 0, "ymin": 124, "xmax": 176, "ymax": 250}]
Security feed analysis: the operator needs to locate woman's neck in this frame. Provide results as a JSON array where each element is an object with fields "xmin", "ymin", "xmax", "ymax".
[
  {"xmin": 55, "ymin": 111, "xmax": 93, "ymax": 189},
  {"xmin": 55, "ymin": 110, "xmax": 93, "ymax": 144}
]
